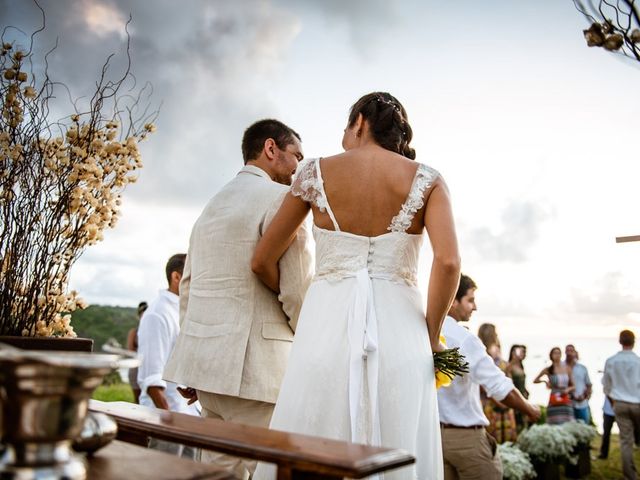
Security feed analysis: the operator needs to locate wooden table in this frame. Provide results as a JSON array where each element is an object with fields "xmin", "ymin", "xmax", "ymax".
[
  {"xmin": 85, "ymin": 440, "xmax": 234, "ymax": 480},
  {"xmin": 90, "ymin": 400, "xmax": 415, "ymax": 479}
]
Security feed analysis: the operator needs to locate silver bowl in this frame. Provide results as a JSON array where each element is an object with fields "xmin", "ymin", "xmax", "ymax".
[
  {"xmin": 72, "ymin": 412, "xmax": 118, "ymax": 454},
  {"xmin": 0, "ymin": 346, "xmax": 138, "ymax": 479}
]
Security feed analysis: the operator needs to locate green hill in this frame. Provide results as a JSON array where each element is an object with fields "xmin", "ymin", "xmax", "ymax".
[{"xmin": 71, "ymin": 305, "xmax": 138, "ymax": 351}]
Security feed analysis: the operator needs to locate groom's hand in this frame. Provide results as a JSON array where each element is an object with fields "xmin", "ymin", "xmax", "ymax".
[{"xmin": 177, "ymin": 386, "xmax": 198, "ymax": 405}]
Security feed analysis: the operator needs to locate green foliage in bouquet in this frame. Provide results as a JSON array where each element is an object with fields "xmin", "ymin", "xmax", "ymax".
[{"xmin": 433, "ymin": 347, "xmax": 469, "ymax": 379}]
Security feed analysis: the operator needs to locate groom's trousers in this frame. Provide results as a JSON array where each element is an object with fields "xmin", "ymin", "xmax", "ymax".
[{"xmin": 197, "ymin": 390, "xmax": 274, "ymax": 480}]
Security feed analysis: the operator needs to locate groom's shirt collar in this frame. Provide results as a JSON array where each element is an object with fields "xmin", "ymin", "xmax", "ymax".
[{"xmin": 239, "ymin": 164, "xmax": 272, "ymax": 181}]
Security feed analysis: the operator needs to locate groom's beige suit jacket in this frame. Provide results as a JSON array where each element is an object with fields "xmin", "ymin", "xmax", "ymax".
[{"xmin": 164, "ymin": 165, "xmax": 313, "ymax": 404}]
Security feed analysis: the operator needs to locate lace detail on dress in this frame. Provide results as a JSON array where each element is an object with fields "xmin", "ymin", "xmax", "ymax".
[
  {"xmin": 388, "ymin": 163, "xmax": 439, "ymax": 233},
  {"xmin": 290, "ymin": 158, "xmax": 328, "ymax": 212},
  {"xmin": 312, "ymin": 226, "xmax": 422, "ymax": 287}
]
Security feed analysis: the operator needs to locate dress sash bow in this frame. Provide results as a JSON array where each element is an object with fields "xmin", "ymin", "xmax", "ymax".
[{"xmin": 347, "ymin": 268, "xmax": 381, "ymax": 446}]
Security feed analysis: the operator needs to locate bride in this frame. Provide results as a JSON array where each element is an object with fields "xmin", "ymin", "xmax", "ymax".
[{"xmin": 251, "ymin": 92, "xmax": 460, "ymax": 479}]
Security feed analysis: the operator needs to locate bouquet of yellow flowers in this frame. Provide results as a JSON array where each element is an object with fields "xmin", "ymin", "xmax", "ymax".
[{"xmin": 434, "ymin": 336, "xmax": 469, "ymax": 388}]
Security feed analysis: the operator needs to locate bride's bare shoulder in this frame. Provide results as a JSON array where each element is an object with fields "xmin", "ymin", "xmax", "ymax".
[{"xmin": 318, "ymin": 151, "xmax": 351, "ymax": 164}]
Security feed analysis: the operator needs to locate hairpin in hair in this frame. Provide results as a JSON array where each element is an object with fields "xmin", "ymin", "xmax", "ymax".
[{"xmin": 375, "ymin": 96, "xmax": 401, "ymax": 114}]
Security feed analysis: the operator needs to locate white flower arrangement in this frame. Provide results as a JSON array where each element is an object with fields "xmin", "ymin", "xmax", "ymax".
[
  {"xmin": 561, "ymin": 421, "xmax": 598, "ymax": 446},
  {"xmin": 517, "ymin": 424, "xmax": 577, "ymax": 463},
  {"xmin": 498, "ymin": 442, "xmax": 535, "ymax": 480}
]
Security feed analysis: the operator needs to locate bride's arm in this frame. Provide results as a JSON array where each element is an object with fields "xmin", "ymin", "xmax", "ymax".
[
  {"xmin": 252, "ymin": 193, "xmax": 310, "ymax": 292},
  {"xmin": 423, "ymin": 178, "xmax": 461, "ymax": 351}
]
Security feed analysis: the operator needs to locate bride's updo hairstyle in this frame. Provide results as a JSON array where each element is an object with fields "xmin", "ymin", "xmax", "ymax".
[{"xmin": 347, "ymin": 92, "xmax": 416, "ymax": 160}]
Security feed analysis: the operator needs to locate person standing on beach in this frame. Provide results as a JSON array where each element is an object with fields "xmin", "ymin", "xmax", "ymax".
[
  {"xmin": 534, "ymin": 347, "xmax": 575, "ymax": 425},
  {"xmin": 506, "ymin": 345, "xmax": 530, "ymax": 432},
  {"xmin": 599, "ymin": 396, "xmax": 616, "ymax": 459},
  {"xmin": 477, "ymin": 324, "xmax": 518, "ymax": 443},
  {"xmin": 565, "ymin": 344, "xmax": 592, "ymax": 423},
  {"xmin": 603, "ymin": 330, "xmax": 640, "ymax": 480}
]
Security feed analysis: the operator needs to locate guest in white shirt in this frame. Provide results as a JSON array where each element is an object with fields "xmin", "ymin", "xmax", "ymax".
[
  {"xmin": 437, "ymin": 274, "xmax": 540, "ymax": 480},
  {"xmin": 603, "ymin": 329, "xmax": 640, "ymax": 480},
  {"xmin": 138, "ymin": 253, "xmax": 199, "ymax": 457},
  {"xmin": 565, "ymin": 344, "xmax": 592, "ymax": 423}
]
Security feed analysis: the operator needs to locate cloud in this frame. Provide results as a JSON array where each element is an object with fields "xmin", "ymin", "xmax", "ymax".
[
  {"xmin": 464, "ymin": 199, "xmax": 550, "ymax": 263},
  {"xmin": 281, "ymin": 0, "xmax": 400, "ymax": 55},
  {"xmin": 570, "ymin": 272, "xmax": 640, "ymax": 316},
  {"xmin": 1, "ymin": 0, "xmax": 407, "ymax": 209},
  {"xmin": 1, "ymin": 0, "xmax": 302, "ymax": 206}
]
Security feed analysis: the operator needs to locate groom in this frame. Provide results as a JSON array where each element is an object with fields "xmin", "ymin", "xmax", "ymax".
[{"xmin": 164, "ymin": 119, "xmax": 313, "ymax": 479}]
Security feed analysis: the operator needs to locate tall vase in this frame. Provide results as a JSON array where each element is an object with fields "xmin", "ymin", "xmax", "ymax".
[
  {"xmin": 564, "ymin": 443, "xmax": 591, "ymax": 478},
  {"xmin": 0, "ymin": 347, "xmax": 136, "ymax": 479}
]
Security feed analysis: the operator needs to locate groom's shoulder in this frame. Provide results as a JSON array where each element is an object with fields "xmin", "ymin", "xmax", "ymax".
[
  {"xmin": 200, "ymin": 175, "xmax": 286, "ymax": 219},
  {"xmin": 238, "ymin": 174, "xmax": 288, "ymax": 206}
]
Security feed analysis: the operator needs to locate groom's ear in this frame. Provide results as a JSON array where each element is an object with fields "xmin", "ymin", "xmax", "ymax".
[{"xmin": 264, "ymin": 138, "xmax": 277, "ymax": 161}]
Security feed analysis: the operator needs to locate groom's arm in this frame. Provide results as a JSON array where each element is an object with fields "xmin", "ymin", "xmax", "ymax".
[
  {"xmin": 263, "ymin": 191, "xmax": 314, "ymax": 332},
  {"xmin": 178, "ymin": 255, "xmax": 191, "ymax": 327}
]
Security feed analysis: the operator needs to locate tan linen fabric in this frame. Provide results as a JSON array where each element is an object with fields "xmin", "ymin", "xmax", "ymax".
[
  {"xmin": 441, "ymin": 427, "xmax": 502, "ymax": 480},
  {"xmin": 164, "ymin": 165, "xmax": 313, "ymax": 403},
  {"xmin": 197, "ymin": 391, "xmax": 274, "ymax": 480}
]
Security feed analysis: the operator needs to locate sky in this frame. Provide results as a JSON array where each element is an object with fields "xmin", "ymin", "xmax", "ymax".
[{"xmin": 2, "ymin": 0, "xmax": 640, "ymax": 355}]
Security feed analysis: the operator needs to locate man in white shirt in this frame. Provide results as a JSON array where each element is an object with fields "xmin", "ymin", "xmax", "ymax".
[
  {"xmin": 565, "ymin": 344, "xmax": 592, "ymax": 423},
  {"xmin": 137, "ymin": 253, "xmax": 199, "ymax": 457},
  {"xmin": 603, "ymin": 329, "xmax": 640, "ymax": 480},
  {"xmin": 437, "ymin": 274, "xmax": 540, "ymax": 480}
]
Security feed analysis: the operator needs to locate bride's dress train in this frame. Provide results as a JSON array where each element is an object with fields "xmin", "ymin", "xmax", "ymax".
[{"xmin": 254, "ymin": 158, "xmax": 444, "ymax": 480}]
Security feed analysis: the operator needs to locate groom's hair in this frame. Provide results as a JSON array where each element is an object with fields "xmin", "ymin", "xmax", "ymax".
[
  {"xmin": 242, "ymin": 119, "xmax": 301, "ymax": 164},
  {"xmin": 455, "ymin": 274, "xmax": 477, "ymax": 302}
]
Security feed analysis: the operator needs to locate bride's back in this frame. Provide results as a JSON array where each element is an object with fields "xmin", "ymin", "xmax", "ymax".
[{"xmin": 313, "ymin": 146, "xmax": 427, "ymax": 237}]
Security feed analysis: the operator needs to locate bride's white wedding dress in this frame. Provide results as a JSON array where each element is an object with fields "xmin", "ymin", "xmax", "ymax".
[{"xmin": 255, "ymin": 158, "xmax": 444, "ymax": 480}]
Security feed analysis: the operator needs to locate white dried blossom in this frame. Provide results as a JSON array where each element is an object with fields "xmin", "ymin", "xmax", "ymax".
[
  {"xmin": 517, "ymin": 424, "xmax": 577, "ymax": 463},
  {"xmin": 561, "ymin": 421, "xmax": 597, "ymax": 446},
  {"xmin": 1, "ymin": 34, "xmax": 155, "ymax": 339},
  {"xmin": 498, "ymin": 443, "xmax": 535, "ymax": 480}
]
